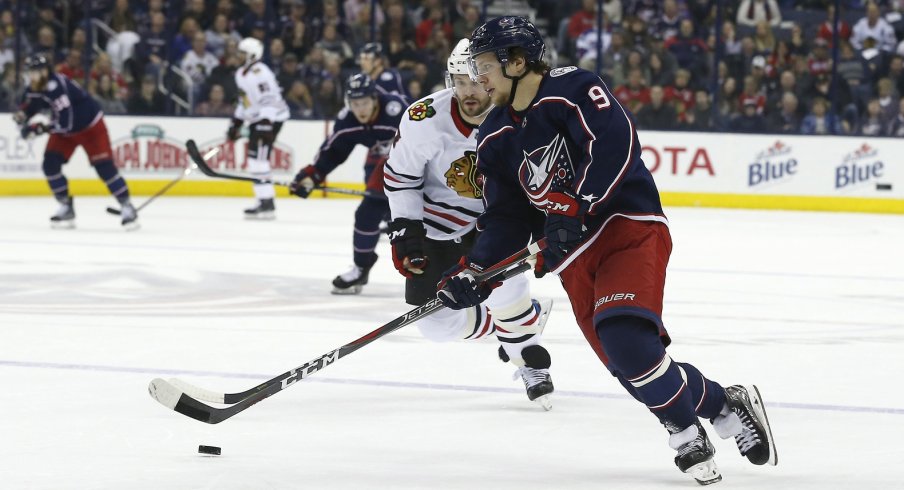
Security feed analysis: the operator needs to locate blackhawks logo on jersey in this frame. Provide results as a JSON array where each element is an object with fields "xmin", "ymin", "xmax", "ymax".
[
  {"xmin": 408, "ymin": 98, "xmax": 436, "ymax": 121},
  {"xmin": 444, "ymin": 151, "xmax": 482, "ymax": 199}
]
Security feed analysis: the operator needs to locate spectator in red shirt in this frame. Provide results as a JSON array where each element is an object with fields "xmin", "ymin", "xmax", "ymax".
[
  {"xmin": 614, "ymin": 67, "xmax": 652, "ymax": 113},
  {"xmin": 737, "ymin": 74, "xmax": 766, "ymax": 115},
  {"xmin": 818, "ymin": 5, "xmax": 851, "ymax": 47},
  {"xmin": 568, "ymin": 0, "xmax": 597, "ymax": 41},
  {"xmin": 56, "ymin": 48, "xmax": 85, "ymax": 81},
  {"xmin": 665, "ymin": 68, "xmax": 695, "ymax": 121},
  {"xmin": 415, "ymin": 7, "xmax": 452, "ymax": 50}
]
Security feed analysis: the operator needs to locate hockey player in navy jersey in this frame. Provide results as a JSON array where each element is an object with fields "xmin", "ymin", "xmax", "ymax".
[
  {"xmin": 357, "ymin": 42, "xmax": 409, "ymax": 100},
  {"xmin": 437, "ymin": 17, "xmax": 778, "ymax": 484},
  {"xmin": 384, "ymin": 39, "xmax": 554, "ymax": 409},
  {"xmin": 16, "ymin": 55, "xmax": 138, "ymax": 230},
  {"xmin": 290, "ymin": 73, "xmax": 407, "ymax": 294}
]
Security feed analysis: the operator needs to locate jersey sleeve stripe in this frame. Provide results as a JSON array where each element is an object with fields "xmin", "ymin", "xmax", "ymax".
[
  {"xmin": 385, "ymin": 181, "xmax": 424, "ymax": 192},
  {"xmin": 424, "ymin": 206, "xmax": 470, "ymax": 227},
  {"xmin": 423, "ymin": 218, "xmax": 455, "ymax": 235},
  {"xmin": 423, "ymin": 195, "xmax": 482, "ymax": 218},
  {"xmin": 384, "ymin": 161, "xmax": 423, "ymax": 181}
]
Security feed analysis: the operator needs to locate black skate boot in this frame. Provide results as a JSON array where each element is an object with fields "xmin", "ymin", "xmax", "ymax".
[
  {"xmin": 331, "ymin": 261, "xmax": 374, "ymax": 295},
  {"xmin": 119, "ymin": 201, "xmax": 140, "ymax": 231},
  {"xmin": 714, "ymin": 384, "xmax": 778, "ymax": 466},
  {"xmin": 244, "ymin": 198, "xmax": 275, "ymax": 220},
  {"xmin": 50, "ymin": 197, "xmax": 75, "ymax": 229},
  {"xmin": 504, "ymin": 344, "xmax": 554, "ymax": 411},
  {"xmin": 671, "ymin": 422, "xmax": 721, "ymax": 485}
]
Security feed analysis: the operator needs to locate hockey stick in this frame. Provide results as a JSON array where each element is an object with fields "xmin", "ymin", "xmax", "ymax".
[
  {"xmin": 148, "ymin": 239, "xmax": 546, "ymax": 424},
  {"xmin": 104, "ymin": 160, "xmax": 202, "ymax": 215},
  {"xmin": 185, "ymin": 139, "xmax": 385, "ymax": 199}
]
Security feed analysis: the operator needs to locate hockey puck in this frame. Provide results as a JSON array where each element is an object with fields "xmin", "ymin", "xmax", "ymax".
[{"xmin": 198, "ymin": 445, "xmax": 221, "ymax": 456}]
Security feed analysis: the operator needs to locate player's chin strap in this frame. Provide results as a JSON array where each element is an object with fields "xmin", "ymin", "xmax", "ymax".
[{"xmin": 501, "ymin": 63, "xmax": 530, "ymax": 107}]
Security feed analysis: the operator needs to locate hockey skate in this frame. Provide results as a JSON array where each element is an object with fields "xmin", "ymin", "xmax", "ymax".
[
  {"xmin": 712, "ymin": 384, "xmax": 778, "ymax": 466},
  {"xmin": 511, "ymin": 344, "xmax": 554, "ymax": 411},
  {"xmin": 671, "ymin": 422, "xmax": 722, "ymax": 486},
  {"xmin": 50, "ymin": 197, "xmax": 75, "ymax": 229},
  {"xmin": 244, "ymin": 198, "xmax": 275, "ymax": 220},
  {"xmin": 120, "ymin": 201, "xmax": 140, "ymax": 231},
  {"xmin": 331, "ymin": 262, "xmax": 373, "ymax": 295}
]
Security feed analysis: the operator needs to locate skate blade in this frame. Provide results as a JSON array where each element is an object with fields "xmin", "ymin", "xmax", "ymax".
[
  {"xmin": 533, "ymin": 394, "xmax": 552, "ymax": 411},
  {"xmin": 122, "ymin": 221, "xmax": 141, "ymax": 232},
  {"xmin": 244, "ymin": 212, "xmax": 276, "ymax": 220},
  {"xmin": 746, "ymin": 384, "xmax": 778, "ymax": 466},
  {"xmin": 686, "ymin": 460, "xmax": 722, "ymax": 486},
  {"xmin": 50, "ymin": 220, "xmax": 76, "ymax": 230},
  {"xmin": 331, "ymin": 285, "xmax": 363, "ymax": 295}
]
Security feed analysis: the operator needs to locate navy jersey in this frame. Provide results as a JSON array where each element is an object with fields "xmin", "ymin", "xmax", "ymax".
[
  {"xmin": 470, "ymin": 66, "xmax": 664, "ymax": 269},
  {"xmin": 312, "ymin": 92, "xmax": 407, "ymax": 175},
  {"xmin": 373, "ymin": 68, "xmax": 409, "ymax": 101},
  {"xmin": 19, "ymin": 73, "xmax": 102, "ymax": 135}
]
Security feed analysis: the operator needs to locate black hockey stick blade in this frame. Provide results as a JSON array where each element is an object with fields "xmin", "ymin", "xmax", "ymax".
[
  {"xmin": 150, "ymin": 240, "xmax": 545, "ymax": 422},
  {"xmin": 105, "ymin": 206, "xmax": 121, "ymax": 215}
]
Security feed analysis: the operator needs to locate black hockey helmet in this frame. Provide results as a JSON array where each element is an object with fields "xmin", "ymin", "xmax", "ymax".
[
  {"xmin": 359, "ymin": 42, "xmax": 383, "ymax": 57},
  {"xmin": 345, "ymin": 73, "xmax": 377, "ymax": 100},
  {"xmin": 468, "ymin": 16, "xmax": 546, "ymax": 71},
  {"xmin": 25, "ymin": 54, "xmax": 51, "ymax": 72}
]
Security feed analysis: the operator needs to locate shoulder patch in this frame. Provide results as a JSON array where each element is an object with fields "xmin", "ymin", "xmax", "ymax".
[
  {"xmin": 47, "ymin": 80, "xmax": 59, "ymax": 91},
  {"xmin": 380, "ymin": 71, "xmax": 394, "ymax": 81},
  {"xmin": 386, "ymin": 100, "xmax": 403, "ymax": 117},
  {"xmin": 407, "ymin": 98, "xmax": 436, "ymax": 121},
  {"xmin": 550, "ymin": 66, "xmax": 578, "ymax": 77}
]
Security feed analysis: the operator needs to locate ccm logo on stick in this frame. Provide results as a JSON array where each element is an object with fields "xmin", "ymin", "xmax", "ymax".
[{"xmin": 595, "ymin": 293, "xmax": 636, "ymax": 308}]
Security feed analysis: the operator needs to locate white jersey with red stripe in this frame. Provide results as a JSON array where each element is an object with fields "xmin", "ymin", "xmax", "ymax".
[
  {"xmin": 384, "ymin": 87, "xmax": 484, "ymax": 240},
  {"xmin": 233, "ymin": 60, "xmax": 290, "ymax": 124}
]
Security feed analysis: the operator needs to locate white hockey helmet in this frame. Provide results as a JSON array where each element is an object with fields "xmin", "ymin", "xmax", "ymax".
[
  {"xmin": 445, "ymin": 38, "xmax": 471, "ymax": 89},
  {"xmin": 238, "ymin": 37, "xmax": 264, "ymax": 66}
]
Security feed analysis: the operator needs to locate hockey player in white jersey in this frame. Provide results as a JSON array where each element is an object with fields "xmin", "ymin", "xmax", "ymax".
[
  {"xmin": 384, "ymin": 39, "xmax": 554, "ymax": 409},
  {"xmin": 227, "ymin": 37, "xmax": 290, "ymax": 219}
]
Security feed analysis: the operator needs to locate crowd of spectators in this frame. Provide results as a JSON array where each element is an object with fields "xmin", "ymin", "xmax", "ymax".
[{"xmin": 1, "ymin": 0, "xmax": 903, "ymax": 137}]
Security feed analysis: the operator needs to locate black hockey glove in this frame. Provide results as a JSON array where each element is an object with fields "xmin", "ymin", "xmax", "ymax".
[
  {"xmin": 542, "ymin": 187, "xmax": 588, "ymax": 270},
  {"xmin": 386, "ymin": 218, "xmax": 428, "ymax": 278},
  {"xmin": 20, "ymin": 123, "xmax": 48, "ymax": 139},
  {"xmin": 226, "ymin": 118, "xmax": 243, "ymax": 141},
  {"xmin": 436, "ymin": 258, "xmax": 498, "ymax": 309},
  {"xmin": 289, "ymin": 164, "xmax": 325, "ymax": 198}
]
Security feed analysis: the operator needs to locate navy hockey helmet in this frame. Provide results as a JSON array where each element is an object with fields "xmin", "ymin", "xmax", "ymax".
[
  {"xmin": 25, "ymin": 54, "xmax": 51, "ymax": 72},
  {"xmin": 359, "ymin": 42, "xmax": 383, "ymax": 57},
  {"xmin": 468, "ymin": 16, "xmax": 546, "ymax": 77},
  {"xmin": 345, "ymin": 73, "xmax": 377, "ymax": 100}
]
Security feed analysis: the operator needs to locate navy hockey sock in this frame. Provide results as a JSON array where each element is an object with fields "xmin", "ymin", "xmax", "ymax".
[
  {"xmin": 42, "ymin": 152, "xmax": 69, "ymax": 201},
  {"xmin": 92, "ymin": 160, "xmax": 130, "ymax": 203},
  {"xmin": 597, "ymin": 315, "xmax": 698, "ymax": 432},
  {"xmin": 352, "ymin": 196, "xmax": 388, "ymax": 267},
  {"xmin": 677, "ymin": 362, "xmax": 727, "ymax": 419}
]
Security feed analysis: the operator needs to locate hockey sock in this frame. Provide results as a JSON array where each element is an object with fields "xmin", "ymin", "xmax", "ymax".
[
  {"xmin": 352, "ymin": 196, "xmax": 387, "ymax": 267},
  {"xmin": 493, "ymin": 297, "xmax": 543, "ymax": 363},
  {"xmin": 42, "ymin": 152, "xmax": 69, "ymax": 202},
  {"xmin": 677, "ymin": 361, "xmax": 727, "ymax": 419},
  {"xmin": 92, "ymin": 159, "xmax": 130, "ymax": 203},
  {"xmin": 597, "ymin": 315, "xmax": 698, "ymax": 433},
  {"xmin": 416, "ymin": 306, "xmax": 494, "ymax": 342},
  {"xmin": 247, "ymin": 156, "xmax": 275, "ymax": 200}
]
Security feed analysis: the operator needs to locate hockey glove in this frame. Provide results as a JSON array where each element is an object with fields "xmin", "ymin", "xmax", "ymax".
[
  {"xmin": 12, "ymin": 111, "xmax": 27, "ymax": 125},
  {"xmin": 542, "ymin": 187, "xmax": 588, "ymax": 270},
  {"xmin": 20, "ymin": 123, "xmax": 48, "ymax": 139},
  {"xmin": 436, "ymin": 258, "xmax": 497, "ymax": 309},
  {"xmin": 386, "ymin": 218, "xmax": 428, "ymax": 277},
  {"xmin": 289, "ymin": 164, "xmax": 325, "ymax": 198},
  {"xmin": 226, "ymin": 118, "xmax": 243, "ymax": 141}
]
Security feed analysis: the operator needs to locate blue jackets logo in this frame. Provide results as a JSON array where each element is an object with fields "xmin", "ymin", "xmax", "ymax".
[
  {"xmin": 748, "ymin": 140, "xmax": 797, "ymax": 187},
  {"xmin": 836, "ymin": 143, "xmax": 883, "ymax": 189}
]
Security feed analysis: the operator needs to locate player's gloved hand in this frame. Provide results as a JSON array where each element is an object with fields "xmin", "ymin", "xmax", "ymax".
[
  {"xmin": 226, "ymin": 118, "xmax": 243, "ymax": 141},
  {"xmin": 289, "ymin": 164, "xmax": 324, "ymax": 198},
  {"xmin": 20, "ymin": 123, "xmax": 48, "ymax": 139},
  {"xmin": 436, "ymin": 258, "xmax": 497, "ymax": 309},
  {"xmin": 12, "ymin": 111, "xmax": 27, "ymax": 125},
  {"xmin": 386, "ymin": 218, "xmax": 428, "ymax": 277},
  {"xmin": 542, "ymin": 187, "xmax": 588, "ymax": 270}
]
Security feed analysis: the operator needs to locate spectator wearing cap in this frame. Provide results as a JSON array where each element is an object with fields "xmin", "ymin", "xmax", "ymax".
[
  {"xmin": 128, "ymin": 75, "xmax": 167, "ymax": 115},
  {"xmin": 206, "ymin": 13, "xmax": 242, "ymax": 59},
  {"xmin": 636, "ymin": 85, "xmax": 677, "ymax": 130},
  {"xmin": 196, "ymin": 83, "xmax": 234, "ymax": 117},
  {"xmin": 767, "ymin": 92, "xmax": 801, "ymax": 134},
  {"xmin": 736, "ymin": 0, "xmax": 781, "ymax": 28},
  {"xmin": 852, "ymin": 2, "xmax": 897, "ymax": 53},
  {"xmin": 749, "ymin": 55, "xmax": 767, "ymax": 88},
  {"xmin": 730, "ymin": 98, "xmax": 768, "ymax": 132},
  {"xmin": 800, "ymin": 97, "xmax": 847, "ymax": 135},
  {"xmin": 818, "ymin": 5, "xmax": 852, "ymax": 47}
]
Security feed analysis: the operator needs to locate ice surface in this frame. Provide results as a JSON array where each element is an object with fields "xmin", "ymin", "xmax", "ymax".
[{"xmin": 1, "ymin": 196, "xmax": 902, "ymax": 489}]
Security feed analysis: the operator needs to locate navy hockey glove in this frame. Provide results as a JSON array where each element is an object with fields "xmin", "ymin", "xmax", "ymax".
[
  {"xmin": 542, "ymin": 187, "xmax": 588, "ymax": 270},
  {"xmin": 436, "ymin": 258, "xmax": 498, "ymax": 309},
  {"xmin": 20, "ymin": 123, "xmax": 48, "ymax": 139},
  {"xmin": 386, "ymin": 218, "xmax": 428, "ymax": 278},
  {"xmin": 289, "ymin": 164, "xmax": 325, "ymax": 198},
  {"xmin": 226, "ymin": 118, "xmax": 243, "ymax": 141}
]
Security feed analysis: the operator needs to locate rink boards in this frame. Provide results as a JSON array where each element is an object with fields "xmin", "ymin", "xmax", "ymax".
[{"xmin": 0, "ymin": 115, "xmax": 901, "ymax": 213}]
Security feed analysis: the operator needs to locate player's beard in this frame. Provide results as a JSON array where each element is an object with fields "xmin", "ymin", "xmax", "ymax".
[{"xmin": 459, "ymin": 95, "xmax": 491, "ymax": 118}]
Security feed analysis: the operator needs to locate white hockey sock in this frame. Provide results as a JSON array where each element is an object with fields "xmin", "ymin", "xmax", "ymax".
[
  {"xmin": 248, "ymin": 157, "xmax": 275, "ymax": 199},
  {"xmin": 493, "ymin": 298, "xmax": 543, "ymax": 363},
  {"xmin": 712, "ymin": 403, "xmax": 743, "ymax": 439}
]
